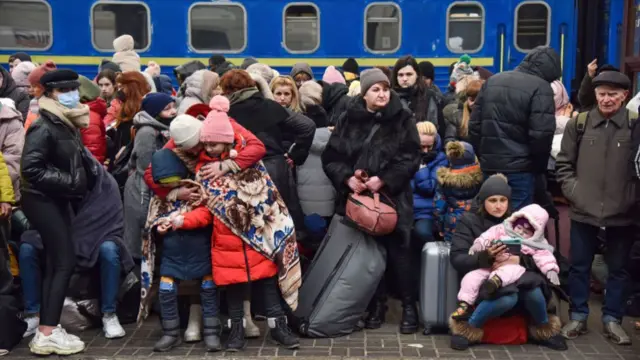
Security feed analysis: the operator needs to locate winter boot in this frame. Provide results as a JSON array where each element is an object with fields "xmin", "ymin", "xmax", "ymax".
[
  {"xmin": 154, "ymin": 319, "xmax": 182, "ymax": 352},
  {"xmin": 184, "ymin": 304, "xmax": 202, "ymax": 342},
  {"xmin": 449, "ymin": 316, "xmax": 483, "ymax": 351},
  {"xmin": 364, "ymin": 299, "xmax": 387, "ymax": 329},
  {"xmin": 451, "ymin": 301, "xmax": 474, "ymax": 321},
  {"xmin": 529, "ymin": 315, "xmax": 567, "ymax": 351},
  {"xmin": 244, "ymin": 300, "xmax": 261, "ymax": 338},
  {"xmin": 202, "ymin": 318, "xmax": 222, "ymax": 352},
  {"xmin": 480, "ymin": 275, "xmax": 502, "ymax": 296},
  {"xmin": 225, "ymin": 319, "xmax": 247, "ymax": 352},
  {"xmin": 269, "ymin": 316, "xmax": 300, "ymax": 349},
  {"xmin": 400, "ymin": 301, "xmax": 419, "ymax": 334}
]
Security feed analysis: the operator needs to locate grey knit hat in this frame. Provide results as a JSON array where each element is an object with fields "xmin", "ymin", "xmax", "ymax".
[
  {"xmin": 360, "ymin": 68, "xmax": 390, "ymax": 95},
  {"xmin": 478, "ymin": 174, "xmax": 511, "ymax": 203}
]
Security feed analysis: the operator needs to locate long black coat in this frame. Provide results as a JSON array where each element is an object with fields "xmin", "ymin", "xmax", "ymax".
[
  {"xmin": 322, "ymin": 92, "xmax": 421, "ymax": 246},
  {"xmin": 469, "ymin": 46, "xmax": 560, "ymax": 174}
]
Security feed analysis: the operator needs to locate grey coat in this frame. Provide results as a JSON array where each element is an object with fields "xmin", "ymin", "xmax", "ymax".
[
  {"xmin": 123, "ymin": 111, "xmax": 170, "ymax": 258},
  {"xmin": 296, "ymin": 128, "xmax": 336, "ymax": 217},
  {"xmin": 555, "ymin": 107, "xmax": 636, "ymax": 227}
]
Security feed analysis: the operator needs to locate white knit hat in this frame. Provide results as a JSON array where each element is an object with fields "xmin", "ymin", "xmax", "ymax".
[{"xmin": 170, "ymin": 114, "xmax": 203, "ymax": 150}]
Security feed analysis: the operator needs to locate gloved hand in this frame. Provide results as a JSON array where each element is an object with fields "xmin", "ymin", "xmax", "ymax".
[{"xmin": 546, "ymin": 271, "xmax": 560, "ymax": 286}]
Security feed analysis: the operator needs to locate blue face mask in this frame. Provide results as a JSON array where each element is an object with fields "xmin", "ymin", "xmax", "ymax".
[{"xmin": 58, "ymin": 90, "xmax": 80, "ymax": 109}]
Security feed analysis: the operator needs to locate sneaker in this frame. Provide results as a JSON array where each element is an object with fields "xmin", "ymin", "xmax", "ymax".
[
  {"xmin": 103, "ymin": 313, "xmax": 126, "ymax": 339},
  {"xmin": 23, "ymin": 316, "xmax": 39, "ymax": 338},
  {"xmin": 603, "ymin": 321, "xmax": 632, "ymax": 345},
  {"xmin": 561, "ymin": 320, "xmax": 588, "ymax": 339},
  {"xmin": 269, "ymin": 316, "xmax": 299, "ymax": 349},
  {"xmin": 29, "ymin": 326, "xmax": 85, "ymax": 356}
]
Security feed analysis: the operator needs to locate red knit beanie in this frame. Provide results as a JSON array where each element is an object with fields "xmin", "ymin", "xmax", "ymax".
[
  {"xmin": 28, "ymin": 60, "xmax": 57, "ymax": 86},
  {"xmin": 200, "ymin": 95, "xmax": 234, "ymax": 144}
]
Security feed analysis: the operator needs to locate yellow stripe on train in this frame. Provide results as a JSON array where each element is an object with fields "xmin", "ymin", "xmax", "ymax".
[{"xmin": 29, "ymin": 56, "xmax": 494, "ymax": 68}]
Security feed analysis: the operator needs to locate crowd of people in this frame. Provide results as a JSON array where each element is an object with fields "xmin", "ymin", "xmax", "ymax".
[{"xmin": 0, "ymin": 34, "xmax": 638, "ymax": 357}]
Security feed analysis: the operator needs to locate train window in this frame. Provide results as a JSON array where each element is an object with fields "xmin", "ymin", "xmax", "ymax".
[
  {"xmin": 364, "ymin": 3, "xmax": 401, "ymax": 53},
  {"xmin": 515, "ymin": 2, "xmax": 551, "ymax": 51},
  {"xmin": 189, "ymin": 2, "xmax": 247, "ymax": 53},
  {"xmin": 283, "ymin": 3, "xmax": 320, "ymax": 53},
  {"xmin": 91, "ymin": 1, "xmax": 150, "ymax": 51},
  {"xmin": 447, "ymin": 2, "xmax": 484, "ymax": 53},
  {"xmin": 0, "ymin": 0, "xmax": 52, "ymax": 50}
]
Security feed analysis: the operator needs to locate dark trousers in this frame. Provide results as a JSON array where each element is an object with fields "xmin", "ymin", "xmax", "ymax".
[
  {"xmin": 227, "ymin": 277, "xmax": 283, "ymax": 320},
  {"xmin": 159, "ymin": 276, "xmax": 218, "ymax": 321},
  {"xmin": 371, "ymin": 234, "xmax": 415, "ymax": 306},
  {"xmin": 21, "ymin": 192, "xmax": 76, "ymax": 326},
  {"xmin": 568, "ymin": 220, "xmax": 634, "ymax": 322}
]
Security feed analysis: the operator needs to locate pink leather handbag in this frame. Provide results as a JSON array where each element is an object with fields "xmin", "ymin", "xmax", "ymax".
[{"xmin": 345, "ymin": 170, "xmax": 398, "ymax": 236}]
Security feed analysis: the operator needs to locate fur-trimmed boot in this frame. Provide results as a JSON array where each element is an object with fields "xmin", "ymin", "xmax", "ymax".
[
  {"xmin": 449, "ymin": 316, "xmax": 484, "ymax": 351},
  {"xmin": 530, "ymin": 315, "xmax": 567, "ymax": 351}
]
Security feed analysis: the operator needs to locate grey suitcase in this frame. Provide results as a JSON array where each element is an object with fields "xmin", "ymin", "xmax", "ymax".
[
  {"xmin": 293, "ymin": 215, "xmax": 386, "ymax": 338},
  {"xmin": 420, "ymin": 241, "xmax": 459, "ymax": 335}
]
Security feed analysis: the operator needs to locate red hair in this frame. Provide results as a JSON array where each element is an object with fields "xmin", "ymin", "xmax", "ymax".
[
  {"xmin": 115, "ymin": 72, "xmax": 150, "ymax": 124},
  {"xmin": 220, "ymin": 69, "xmax": 256, "ymax": 95}
]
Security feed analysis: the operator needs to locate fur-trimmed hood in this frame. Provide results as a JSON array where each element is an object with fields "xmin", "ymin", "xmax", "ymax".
[{"xmin": 436, "ymin": 164, "xmax": 482, "ymax": 189}]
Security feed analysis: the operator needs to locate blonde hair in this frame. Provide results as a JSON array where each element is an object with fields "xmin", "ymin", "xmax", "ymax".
[
  {"xmin": 416, "ymin": 121, "xmax": 437, "ymax": 137},
  {"xmin": 270, "ymin": 76, "xmax": 302, "ymax": 112},
  {"xmin": 460, "ymin": 79, "xmax": 483, "ymax": 137}
]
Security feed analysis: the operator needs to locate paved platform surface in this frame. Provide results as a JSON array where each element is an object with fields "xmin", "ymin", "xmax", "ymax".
[{"xmin": 5, "ymin": 298, "xmax": 639, "ymax": 360}]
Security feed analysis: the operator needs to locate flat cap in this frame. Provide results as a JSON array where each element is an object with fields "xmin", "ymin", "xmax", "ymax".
[
  {"xmin": 40, "ymin": 69, "xmax": 80, "ymax": 89},
  {"xmin": 592, "ymin": 71, "xmax": 630, "ymax": 90}
]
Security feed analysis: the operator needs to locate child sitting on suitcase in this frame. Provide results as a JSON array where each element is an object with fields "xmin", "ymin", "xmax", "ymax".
[
  {"xmin": 148, "ymin": 148, "xmax": 222, "ymax": 353},
  {"xmin": 452, "ymin": 204, "xmax": 560, "ymax": 319}
]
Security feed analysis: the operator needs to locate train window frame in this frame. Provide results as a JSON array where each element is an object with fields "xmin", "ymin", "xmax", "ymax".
[
  {"xmin": 90, "ymin": 0, "xmax": 152, "ymax": 53},
  {"xmin": 514, "ymin": 1, "xmax": 551, "ymax": 52},
  {"xmin": 363, "ymin": 2, "xmax": 402, "ymax": 54},
  {"xmin": 446, "ymin": 1, "xmax": 485, "ymax": 54},
  {"xmin": 0, "ymin": 0, "xmax": 53, "ymax": 51},
  {"xmin": 188, "ymin": 1, "xmax": 248, "ymax": 54},
  {"xmin": 282, "ymin": 2, "xmax": 321, "ymax": 54}
]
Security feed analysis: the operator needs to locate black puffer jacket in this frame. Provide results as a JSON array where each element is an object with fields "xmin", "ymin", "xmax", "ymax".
[
  {"xmin": 469, "ymin": 46, "xmax": 560, "ymax": 174},
  {"xmin": 21, "ymin": 110, "xmax": 92, "ymax": 199},
  {"xmin": 319, "ymin": 81, "xmax": 350, "ymax": 126},
  {"xmin": 322, "ymin": 92, "xmax": 421, "ymax": 246},
  {"xmin": 0, "ymin": 65, "xmax": 29, "ymax": 121}
]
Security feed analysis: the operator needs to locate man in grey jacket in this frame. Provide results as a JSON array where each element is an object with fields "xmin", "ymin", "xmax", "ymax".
[{"xmin": 555, "ymin": 70, "xmax": 636, "ymax": 345}]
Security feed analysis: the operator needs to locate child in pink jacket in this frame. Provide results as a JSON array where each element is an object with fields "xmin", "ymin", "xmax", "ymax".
[{"xmin": 452, "ymin": 204, "xmax": 560, "ymax": 319}]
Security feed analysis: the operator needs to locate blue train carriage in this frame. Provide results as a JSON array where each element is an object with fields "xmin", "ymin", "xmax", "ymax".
[{"xmin": 0, "ymin": 0, "xmax": 576, "ymax": 93}]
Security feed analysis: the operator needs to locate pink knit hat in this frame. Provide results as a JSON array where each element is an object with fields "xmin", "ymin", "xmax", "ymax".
[
  {"xmin": 200, "ymin": 95, "xmax": 234, "ymax": 144},
  {"xmin": 322, "ymin": 66, "xmax": 346, "ymax": 85}
]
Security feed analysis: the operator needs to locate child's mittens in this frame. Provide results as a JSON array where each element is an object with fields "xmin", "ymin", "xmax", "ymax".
[
  {"xmin": 171, "ymin": 215, "xmax": 184, "ymax": 229},
  {"xmin": 546, "ymin": 271, "xmax": 560, "ymax": 286}
]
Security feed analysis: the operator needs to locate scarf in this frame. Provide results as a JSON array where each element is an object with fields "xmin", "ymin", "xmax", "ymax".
[
  {"xmin": 138, "ymin": 179, "xmax": 208, "ymax": 323},
  {"xmin": 227, "ymin": 87, "xmax": 259, "ymax": 106},
  {"xmin": 38, "ymin": 96, "xmax": 90, "ymax": 129}
]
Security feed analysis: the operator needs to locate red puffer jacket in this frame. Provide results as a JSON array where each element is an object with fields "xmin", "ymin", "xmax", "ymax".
[
  {"xmin": 81, "ymin": 98, "xmax": 107, "ymax": 163},
  {"xmin": 196, "ymin": 150, "xmax": 277, "ymax": 286}
]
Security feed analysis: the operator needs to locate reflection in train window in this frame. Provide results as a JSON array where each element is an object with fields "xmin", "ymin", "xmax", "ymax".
[
  {"xmin": 0, "ymin": 0, "xmax": 52, "ymax": 50},
  {"xmin": 284, "ymin": 3, "xmax": 320, "ymax": 53},
  {"xmin": 447, "ymin": 2, "xmax": 484, "ymax": 53},
  {"xmin": 189, "ymin": 2, "xmax": 247, "ymax": 53},
  {"xmin": 365, "ymin": 3, "xmax": 401, "ymax": 53},
  {"xmin": 92, "ymin": 1, "xmax": 150, "ymax": 51},
  {"xmin": 515, "ymin": 2, "xmax": 551, "ymax": 51}
]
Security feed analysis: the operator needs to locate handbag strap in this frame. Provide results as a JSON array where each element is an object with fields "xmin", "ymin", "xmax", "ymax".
[{"xmin": 364, "ymin": 123, "xmax": 381, "ymax": 147}]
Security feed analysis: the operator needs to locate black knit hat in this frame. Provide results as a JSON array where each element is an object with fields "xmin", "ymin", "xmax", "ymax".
[
  {"xmin": 592, "ymin": 71, "xmax": 631, "ymax": 90},
  {"xmin": 100, "ymin": 59, "xmax": 121, "ymax": 73},
  {"xmin": 478, "ymin": 174, "xmax": 511, "ymax": 203},
  {"xmin": 9, "ymin": 52, "xmax": 31, "ymax": 62},
  {"xmin": 343, "ymin": 57, "xmax": 359, "ymax": 75},
  {"xmin": 419, "ymin": 61, "xmax": 435, "ymax": 81},
  {"xmin": 40, "ymin": 69, "xmax": 80, "ymax": 89},
  {"xmin": 209, "ymin": 55, "xmax": 226, "ymax": 67}
]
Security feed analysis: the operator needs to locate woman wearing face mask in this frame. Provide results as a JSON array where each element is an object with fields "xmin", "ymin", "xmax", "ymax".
[
  {"xmin": 322, "ymin": 68, "xmax": 422, "ymax": 334},
  {"xmin": 123, "ymin": 92, "xmax": 177, "ymax": 260},
  {"xmin": 21, "ymin": 69, "xmax": 97, "ymax": 355},
  {"xmin": 449, "ymin": 175, "xmax": 566, "ymax": 352},
  {"xmin": 392, "ymin": 55, "xmax": 445, "ymax": 136},
  {"xmin": 97, "ymin": 69, "xmax": 117, "ymax": 107},
  {"xmin": 443, "ymin": 79, "xmax": 483, "ymax": 145}
]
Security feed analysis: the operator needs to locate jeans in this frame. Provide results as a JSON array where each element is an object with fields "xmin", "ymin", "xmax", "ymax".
[
  {"xmin": 19, "ymin": 241, "xmax": 123, "ymax": 316},
  {"xmin": 468, "ymin": 288, "xmax": 548, "ymax": 328},
  {"xmin": 159, "ymin": 276, "xmax": 218, "ymax": 321},
  {"xmin": 413, "ymin": 219, "xmax": 434, "ymax": 244},
  {"xmin": 569, "ymin": 221, "xmax": 634, "ymax": 323},
  {"xmin": 484, "ymin": 172, "xmax": 534, "ymax": 211},
  {"xmin": 227, "ymin": 277, "xmax": 283, "ymax": 320}
]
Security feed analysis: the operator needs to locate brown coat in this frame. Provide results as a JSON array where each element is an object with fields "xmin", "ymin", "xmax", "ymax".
[{"xmin": 555, "ymin": 107, "xmax": 636, "ymax": 227}]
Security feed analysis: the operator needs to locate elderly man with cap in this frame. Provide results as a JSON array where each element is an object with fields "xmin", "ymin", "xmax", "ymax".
[
  {"xmin": 20, "ymin": 69, "xmax": 93, "ymax": 355},
  {"xmin": 555, "ymin": 70, "xmax": 636, "ymax": 345}
]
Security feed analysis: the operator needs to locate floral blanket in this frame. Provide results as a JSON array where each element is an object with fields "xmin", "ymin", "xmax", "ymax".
[
  {"xmin": 138, "ymin": 179, "xmax": 208, "ymax": 323},
  {"xmin": 200, "ymin": 160, "xmax": 301, "ymax": 311}
]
